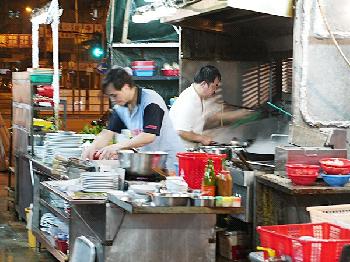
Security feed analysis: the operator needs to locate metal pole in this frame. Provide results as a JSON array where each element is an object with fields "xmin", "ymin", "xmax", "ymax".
[
  {"xmin": 109, "ymin": 0, "xmax": 116, "ymax": 65},
  {"xmin": 121, "ymin": 0, "xmax": 132, "ymax": 43},
  {"xmin": 74, "ymin": 0, "xmax": 80, "ymax": 112}
]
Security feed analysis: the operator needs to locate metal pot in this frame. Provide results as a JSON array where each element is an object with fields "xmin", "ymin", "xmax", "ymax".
[
  {"xmin": 151, "ymin": 193, "xmax": 189, "ymax": 206},
  {"xmin": 118, "ymin": 151, "xmax": 168, "ymax": 176},
  {"xmin": 198, "ymin": 146, "xmax": 232, "ymax": 160},
  {"xmin": 117, "ymin": 150, "xmax": 134, "ymax": 169}
]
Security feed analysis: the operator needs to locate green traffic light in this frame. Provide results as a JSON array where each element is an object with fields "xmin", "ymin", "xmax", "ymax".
[{"xmin": 92, "ymin": 47, "xmax": 104, "ymax": 59}]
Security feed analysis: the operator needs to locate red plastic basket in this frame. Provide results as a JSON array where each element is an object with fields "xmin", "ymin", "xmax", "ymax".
[
  {"xmin": 319, "ymin": 158, "xmax": 350, "ymax": 175},
  {"xmin": 288, "ymin": 174, "xmax": 318, "ymax": 186},
  {"xmin": 176, "ymin": 152, "xmax": 226, "ymax": 189},
  {"xmin": 286, "ymin": 164, "xmax": 320, "ymax": 176},
  {"xmin": 257, "ymin": 223, "xmax": 350, "ymax": 262}
]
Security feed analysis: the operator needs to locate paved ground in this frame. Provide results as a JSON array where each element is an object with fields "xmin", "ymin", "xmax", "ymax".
[{"xmin": 0, "ymin": 172, "xmax": 56, "ymax": 262}]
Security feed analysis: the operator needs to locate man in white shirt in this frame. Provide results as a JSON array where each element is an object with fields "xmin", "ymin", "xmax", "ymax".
[{"xmin": 169, "ymin": 65, "xmax": 253, "ymax": 149}]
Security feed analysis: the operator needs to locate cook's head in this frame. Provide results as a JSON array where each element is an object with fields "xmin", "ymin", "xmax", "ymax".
[
  {"xmin": 194, "ymin": 65, "xmax": 221, "ymax": 98},
  {"xmin": 102, "ymin": 67, "xmax": 135, "ymax": 106}
]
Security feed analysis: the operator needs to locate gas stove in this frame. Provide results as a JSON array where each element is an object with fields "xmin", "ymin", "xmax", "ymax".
[{"xmin": 125, "ymin": 173, "xmax": 165, "ymax": 182}]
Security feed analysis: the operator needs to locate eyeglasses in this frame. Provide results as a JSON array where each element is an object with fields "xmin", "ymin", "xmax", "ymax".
[{"xmin": 206, "ymin": 81, "xmax": 221, "ymax": 90}]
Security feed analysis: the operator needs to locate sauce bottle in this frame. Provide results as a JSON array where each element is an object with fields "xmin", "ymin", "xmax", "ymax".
[
  {"xmin": 216, "ymin": 161, "xmax": 233, "ymax": 196},
  {"xmin": 201, "ymin": 159, "xmax": 216, "ymax": 196}
]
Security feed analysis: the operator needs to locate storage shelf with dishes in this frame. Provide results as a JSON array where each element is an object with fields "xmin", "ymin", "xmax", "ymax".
[
  {"xmin": 111, "ymin": 42, "xmax": 180, "ymax": 103},
  {"xmin": 32, "ymin": 178, "xmax": 71, "ymax": 261},
  {"xmin": 33, "ymin": 229, "xmax": 68, "ymax": 262},
  {"xmin": 131, "ymin": 60, "xmax": 180, "ymax": 78}
]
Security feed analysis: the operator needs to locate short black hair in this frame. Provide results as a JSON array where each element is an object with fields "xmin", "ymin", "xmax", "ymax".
[
  {"xmin": 102, "ymin": 67, "xmax": 134, "ymax": 93},
  {"xmin": 193, "ymin": 65, "xmax": 221, "ymax": 84}
]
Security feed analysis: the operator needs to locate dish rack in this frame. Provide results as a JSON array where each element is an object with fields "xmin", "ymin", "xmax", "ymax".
[{"xmin": 307, "ymin": 204, "xmax": 350, "ymax": 228}]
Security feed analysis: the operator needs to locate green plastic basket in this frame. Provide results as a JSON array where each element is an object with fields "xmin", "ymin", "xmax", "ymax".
[{"xmin": 30, "ymin": 74, "xmax": 53, "ymax": 84}]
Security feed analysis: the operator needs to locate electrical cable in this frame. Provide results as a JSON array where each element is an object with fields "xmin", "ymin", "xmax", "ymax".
[{"xmin": 316, "ymin": 0, "xmax": 350, "ymax": 69}]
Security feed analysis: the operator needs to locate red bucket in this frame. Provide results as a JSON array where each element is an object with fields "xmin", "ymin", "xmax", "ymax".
[{"xmin": 176, "ymin": 152, "xmax": 226, "ymax": 189}]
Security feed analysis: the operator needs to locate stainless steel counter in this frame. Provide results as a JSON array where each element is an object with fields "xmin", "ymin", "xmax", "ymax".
[{"xmin": 37, "ymin": 180, "xmax": 244, "ymax": 262}]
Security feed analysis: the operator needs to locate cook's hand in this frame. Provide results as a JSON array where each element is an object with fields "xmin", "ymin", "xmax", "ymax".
[
  {"xmin": 81, "ymin": 145, "xmax": 97, "ymax": 160},
  {"xmin": 95, "ymin": 144, "xmax": 121, "ymax": 160},
  {"xmin": 200, "ymin": 135, "xmax": 213, "ymax": 146}
]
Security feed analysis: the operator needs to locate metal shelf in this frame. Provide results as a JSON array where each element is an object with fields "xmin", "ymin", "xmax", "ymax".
[
  {"xmin": 39, "ymin": 199, "xmax": 69, "ymax": 222},
  {"xmin": 12, "ymin": 101, "xmax": 32, "ymax": 110},
  {"xmin": 41, "ymin": 181, "xmax": 107, "ymax": 204},
  {"xmin": 31, "ymin": 82, "xmax": 53, "ymax": 86},
  {"xmin": 112, "ymin": 42, "xmax": 179, "ymax": 48},
  {"xmin": 33, "ymin": 229, "xmax": 68, "ymax": 262},
  {"xmin": 108, "ymin": 194, "xmax": 244, "ymax": 214},
  {"xmin": 33, "ymin": 106, "xmax": 54, "ymax": 110},
  {"xmin": 133, "ymin": 76, "xmax": 179, "ymax": 81}
]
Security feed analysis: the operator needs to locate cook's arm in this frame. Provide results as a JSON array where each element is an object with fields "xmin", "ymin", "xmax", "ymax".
[
  {"xmin": 82, "ymin": 129, "xmax": 115, "ymax": 159},
  {"xmin": 204, "ymin": 109, "xmax": 254, "ymax": 130},
  {"xmin": 177, "ymin": 130, "xmax": 212, "ymax": 146},
  {"xmin": 114, "ymin": 132, "xmax": 156, "ymax": 150}
]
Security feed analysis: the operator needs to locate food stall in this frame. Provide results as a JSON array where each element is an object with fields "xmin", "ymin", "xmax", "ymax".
[
  {"xmin": 28, "ymin": 146, "xmax": 244, "ymax": 262},
  {"xmin": 16, "ymin": 1, "xmax": 350, "ymax": 262}
]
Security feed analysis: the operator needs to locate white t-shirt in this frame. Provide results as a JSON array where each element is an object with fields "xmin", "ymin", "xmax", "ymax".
[{"xmin": 169, "ymin": 84, "xmax": 205, "ymax": 148}]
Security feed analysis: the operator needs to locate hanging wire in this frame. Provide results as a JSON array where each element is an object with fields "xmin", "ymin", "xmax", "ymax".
[{"xmin": 316, "ymin": 0, "xmax": 350, "ymax": 69}]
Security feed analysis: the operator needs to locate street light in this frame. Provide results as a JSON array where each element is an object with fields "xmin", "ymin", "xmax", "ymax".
[{"xmin": 25, "ymin": 7, "xmax": 33, "ymax": 13}]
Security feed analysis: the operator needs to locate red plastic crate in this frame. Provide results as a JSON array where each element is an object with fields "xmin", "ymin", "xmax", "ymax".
[
  {"xmin": 132, "ymin": 65, "xmax": 156, "ymax": 71},
  {"xmin": 257, "ymin": 223, "xmax": 350, "ymax": 262},
  {"xmin": 131, "ymin": 60, "xmax": 156, "ymax": 66},
  {"xmin": 286, "ymin": 164, "xmax": 320, "ymax": 176},
  {"xmin": 176, "ymin": 152, "xmax": 226, "ymax": 189},
  {"xmin": 161, "ymin": 69, "xmax": 179, "ymax": 76}
]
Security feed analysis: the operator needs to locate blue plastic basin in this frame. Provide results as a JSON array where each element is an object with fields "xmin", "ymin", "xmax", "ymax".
[
  {"xmin": 133, "ymin": 70, "xmax": 155, "ymax": 77},
  {"xmin": 321, "ymin": 173, "xmax": 350, "ymax": 187}
]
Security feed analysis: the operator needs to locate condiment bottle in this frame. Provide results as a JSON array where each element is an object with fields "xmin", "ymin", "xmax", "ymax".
[
  {"xmin": 201, "ymin": 159, "xmax": 216, "ymax": 196},
  {"xmin": 216, "ymin": 161, "xmax": 233, "ymax": 196}
]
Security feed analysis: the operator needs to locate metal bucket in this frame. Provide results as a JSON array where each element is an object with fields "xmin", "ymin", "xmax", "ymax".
[{"xmin": 118, "ymin": 151, "xmax": 168, "ymax": 176}]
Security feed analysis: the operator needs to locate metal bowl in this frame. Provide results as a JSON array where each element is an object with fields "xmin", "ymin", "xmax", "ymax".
[
  {"xmin": 118, "ymin": 151, "xmax": 168, "ymax": 176},
  {"xmin": 190, "ymin": 196, "xmax": 215, "ymax": 207},
  {"xmin": 151, "ymin": 193, "xmax": 189, "ymax": 206}
]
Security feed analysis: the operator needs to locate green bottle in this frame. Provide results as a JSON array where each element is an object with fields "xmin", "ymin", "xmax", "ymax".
[{"xmin": 201, "ymin": 159, "xmax": 216, "ymax": 196}]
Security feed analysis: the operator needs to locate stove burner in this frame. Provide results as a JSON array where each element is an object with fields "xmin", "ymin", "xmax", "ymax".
[{"xmin": 125, "ymin": 173, "xmax": 165, "ymax": 182}]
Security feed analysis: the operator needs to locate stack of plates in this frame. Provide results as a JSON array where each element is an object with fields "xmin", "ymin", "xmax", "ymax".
[
  {"xmin": 33, "ymin": 146, "xmax": 46, "ymax": 159},
  {"xmin": 81, "ymin": 172, "xmax": 120, "ymax": 193},
  {"xmin": 44, "ymin": 132, "xmax": 83, "ymax": 164}
]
